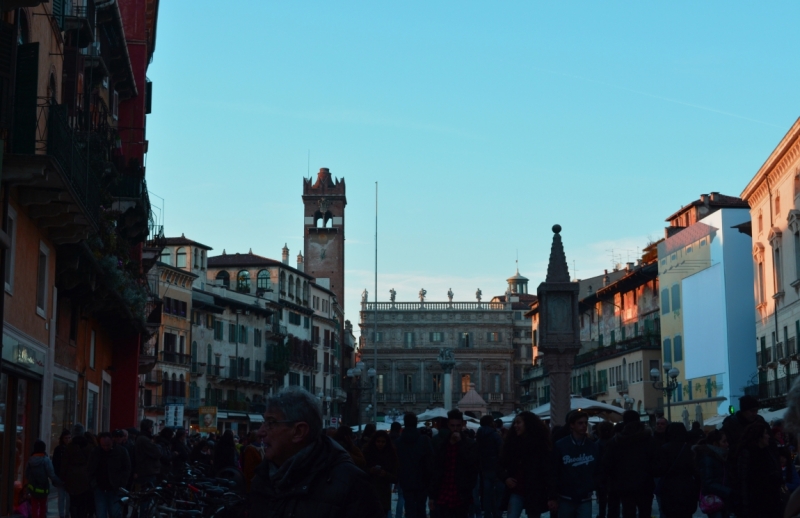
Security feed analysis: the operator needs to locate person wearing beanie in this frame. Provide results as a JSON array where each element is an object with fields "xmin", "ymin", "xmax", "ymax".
[
  {"xmin": 26, "ymin": 439, "xmax": 62, "ymax": 518},
  {"xmin": 601, "ymin": 410, "xmax": 657, "ymax": 517},
  {"xmin": 721, "ymin": 395, "xmax": 765, "ymax": 452}
]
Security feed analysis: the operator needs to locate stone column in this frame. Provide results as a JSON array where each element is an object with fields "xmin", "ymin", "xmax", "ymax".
[
  {"xmin": 537, "ymin": 225, "xmax": 581, "ymax": 427},
  {"xmin": 438, "ymin": 348, "xmax": 456, "ymax": 410}
]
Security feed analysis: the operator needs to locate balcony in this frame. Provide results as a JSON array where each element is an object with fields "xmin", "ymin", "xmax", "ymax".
[
  {"xmin": 486, "ymin": 393, "xmax": 504, "ymax": 403},
  {"xmin": 431, "ymin": 393, "xmax": 443, "ymax": 403},
  {"xmin": 110, "ymin": 175, "xmax": 151, "ymax": 244},
  {"xmin": 160, "ymin": 351, "xmax": 191, "ymax": 366},
  {"xmin": 64, "ymin": 0, "xmax": 96, "ymax": 45},
  {"xmin": 143, "ymin": 370, "xmax": 161, "ymax": 385},
  {"xmin": 142, "ymin": 395, "xmax": 185, "ymax": 409},
  {"xmin": 376, "ymin": 393, "xmax": 386, "ymax": 403},
  {"xmin": 400, "ymin": 394, "xmax": 416, "ymax": 404},
  {"xmin": 615, "ymin": 381, "xmax": 629, "ymax": 394}
]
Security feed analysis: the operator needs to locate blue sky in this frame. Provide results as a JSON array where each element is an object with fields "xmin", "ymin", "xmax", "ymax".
[{"xmin": 145, "ymin": 2, "xmax": 800, "ymax": 328}]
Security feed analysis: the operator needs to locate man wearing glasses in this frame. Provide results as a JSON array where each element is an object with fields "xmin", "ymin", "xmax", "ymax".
[{"xmin": 249, "ymin": 386, "xmax": 383, "ymax": 517}]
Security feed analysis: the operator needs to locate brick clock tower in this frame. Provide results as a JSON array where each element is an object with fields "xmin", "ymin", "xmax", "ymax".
[{"xmin": 303, "ymin": 168, "xmax": 347, "ymax": 305}]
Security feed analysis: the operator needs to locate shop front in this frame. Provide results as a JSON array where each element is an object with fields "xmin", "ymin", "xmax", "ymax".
[{"xmin": 1, "ymin": 333, "xmax": 46, "ymax": 516}]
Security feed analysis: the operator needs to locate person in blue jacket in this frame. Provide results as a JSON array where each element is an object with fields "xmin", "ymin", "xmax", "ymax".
[
  {"xmin": 550, "ymin": 410, "xmax": 600, "ymax": 518},
  {"xmin": 778, "ymin": 446, "xmax": 800, "ymax": 492}
]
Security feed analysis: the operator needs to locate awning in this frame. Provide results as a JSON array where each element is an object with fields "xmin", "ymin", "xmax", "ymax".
[
  {"xmin": 226, "ymin": 412, "xmax": 248, "ymax": 419},
  {"xmin": 216, "ymin": 412, "xmax": 228, "ymax": 419},
  {"xmin": 249, "ymin": 414, "xmax": 264, "ymax": 423}
]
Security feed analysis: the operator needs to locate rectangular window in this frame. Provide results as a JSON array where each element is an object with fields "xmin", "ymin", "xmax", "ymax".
[
  {"xmin": 661, "ymin": 289, "xmax": 670, "ymax": 315},
  {"xmin": 239, "ymin": 325, "xmax": 248, "ymax": 344},
  {"xmin": 493, "ymin": 374, "xmax": 501, "ymax": 393},
  {"xmin": 459, "ymin": 332, "xmax": 472, "ymax": 348},
  {"xmin": 376, "ymin": 374, "xmax": 384, "ymax": 393},
  {"xmin": 303, "ymin": 375, "xmax": 310, "ymax": 391},
  {"xmin": 429, "ymin": 332, "xmax": 444, "ymax": 342},
  {"xmin": 432, "ymin": 373, "xmax": 442, "ymax": 392},
  {"xmin": 461, "ymin": 374, "xmax": 470, "ymax": 393},
  {"xmin": 775, "ymin": 247, "xmax": 784, "ymax": 292},
  {"xmin": 254, "ymin": 330, "xmax": 261, "ymax": 347},
  {"xmin": 372, "ymin": 332, "xmax": 383, "ymax": 343},
  {"xmin": 599, "ymin": 334, "xmax": 604, "ymax": 347},
  {"xmin": 671, "ymin": 285, "xmax": 681, "ymax": 312},
  {"xmin": 86, "ymin": 385, "xmax": 99, "ymax": 433},
  {"xmin": 89, "ymin": 330, "xmax": 96, "ymax": 369},
  {"xmin": 304, "ymin": 316, "xmax": 310, "ymax": 329},
  {"xmin": 757, "ymin": 261, "xmax": 766, "ymax": 304},
  {"xmin": 487, "ymin": 332, "xmax": 502, "ymax": 342},
  {"xmin": 514, "ymin": 311, "xmax": 522, "ymax": 321},
  {"xmin": 324, "ymin": 330, "xmax": 331, "ymax": 348},
  {"xmin": 610, "ymin": 330, "xmax": 616, "ymax": 344},
  {"xmin": 403, "ymin": 374, "xmax": 413, "ymax": 392},
  {"xmin": 792, "ymin": 233, "xmax": 800, "ymax": 279},
  {"xmin": 621, "ymin": 327, "xmax": 626, "ymax": 341},
  {"xmin": 36, "ymin": 244, "xmax": 49, "ymax": 315},
  {"xmin": 229, "ymin": 324, "xmax": 236, "ymax": 343},
  {"xmin": 214, "ymin": 321, "xmax": 224, "ymax": 340},
  {"xmin": 4, "ymin": 206, "xmax": 16, "ymax": 292},
  {"xmin": 404, "ymin": 332, "xmax": 414, "ymax": 348}
]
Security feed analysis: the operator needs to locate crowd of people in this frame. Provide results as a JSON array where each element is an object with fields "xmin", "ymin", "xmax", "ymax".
[{"xmin": 17, "ymin": 387, "xmax": 800, "ymax": 518}]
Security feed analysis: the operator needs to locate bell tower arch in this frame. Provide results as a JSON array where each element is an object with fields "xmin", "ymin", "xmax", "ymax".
[{"xmin": 303, "ymin": 168, "xmax": 347, "ymax": 305}]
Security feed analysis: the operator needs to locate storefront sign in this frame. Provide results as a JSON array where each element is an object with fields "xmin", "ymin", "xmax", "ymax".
[
  {"xmin": 165, "ymin": 404, "xmax": 184, "ymax": 428},
  {"xmin": 2, "ymin": 333, "xmax": 45, "ymax": 375},
  {"xmin": 199, "ymin": 406, "xmax": 217, "ymax": 433}
]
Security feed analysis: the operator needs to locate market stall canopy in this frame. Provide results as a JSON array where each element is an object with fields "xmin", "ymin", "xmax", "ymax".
[{"xmin": 531, "ymin": 396, "xmax": 624, "ymax": 421}]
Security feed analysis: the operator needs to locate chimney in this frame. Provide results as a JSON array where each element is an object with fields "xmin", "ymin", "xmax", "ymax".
[
  {"xmin": 627, "ymin": 262, "xmax": 634, "ymax": 271},
  {"xmin": 710, "ymin": 192, "xmax": 720, "ymax": 202},
  {"xmin": 700, "ymin": 194, "xmax": 708, "ymax": 203},
  {"xmin": 603, "ymin": 269, "xmax": 609, "ymax": 286},
  {"xmin": 297, "ymin": 252, "xmax": 304, "ymax": 272},
  {"xmin": 282, "ymin": 244, "xmax": 289, "ymax": 265}
]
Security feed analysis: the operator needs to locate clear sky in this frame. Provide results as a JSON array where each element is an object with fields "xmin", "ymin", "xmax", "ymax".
[{"xmin": 145, "ymin": 2, "xmax": 800, "ymax": 329}]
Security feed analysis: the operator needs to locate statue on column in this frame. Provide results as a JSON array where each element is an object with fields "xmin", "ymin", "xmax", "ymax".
[
  {"xmin": 419, "ymin": 288, "xmax": 427, "ymax": 303},
  {"xmin": 361, "ymin": 289, "xmax": 368, "ymax": 304},
  {"xmin": 389, "ymin": 288, "xmax": 396, "ymax": 304},
  {"xmin": 437, "ymin": 348, "xmax": 455, "ymax": 372},
  {"xmin": 447, "ymin": 288, "xmax": 454, "ymax": 303}
]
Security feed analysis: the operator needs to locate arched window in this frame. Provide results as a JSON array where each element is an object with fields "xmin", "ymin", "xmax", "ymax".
[
  {"xmin": 216, "ymin": 271, "xmax": 230, "ymax": 288},
  {"xmin": 176, "ymin": 247, "xmax": 187, "ymax": 268},
  {"xmin": 295, "ymin": 278, "xmax": 301, "ymax": 300},
  {"xmin": 206, "ymin": 345, "xmax": 212, "ymax": 375},
  {"xmin": 303, "ymin": 281, "xmax": 308, "ymax": 303},
  {"xmin": 280, "ymin": 271, "xmax": 286, "ymax": 293},
  {"xmin": 237, "ymin": 270, "xmax": 251, "ymax": 292},
  {"xmin": 663, "ymin": 338, "xmax": 672, "ymax": 364},
  {"xmin": 194, "ymin": 249, "xmax": 199, "ymax": 268},
  {"xmin": 674, "ymin": 335, "xmax": 683, "ymax": 362},
  {"xmin": 288, "ymin": 275, "xmax": 295, "ymax": 297},
  {"xmin": 191, "ymin": 341, "xmax": 198, "ymax": 373},
  {"xmin": 160, "ymin": 249, "xmax": 172, "ymax": 265},
  {"xmin": 257, "ymin": 270, "xmax": 271, "ymax": 290},
  {"xmin": 179, "ymin": 374, "xmax": 185, "ymax": 400},
  {"xmin": 162, "ymin": 370, "xmax": 170, "ymax": 397},
  {"xmin": 171, "ymin": 373, "xmax": 178, "ymax": 398}
]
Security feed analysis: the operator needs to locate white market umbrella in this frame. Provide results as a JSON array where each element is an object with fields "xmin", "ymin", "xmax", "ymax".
[
  {"xmin": 351, "ymin": 422, "xmax": 393, "ymax": 432},
  {"xmin": 531, "ymin": 396, "xmax": 624, "ymax": 421},
  {"xmin": 417, "ymin": 408, "xmax": 450, "ymax": 421}
]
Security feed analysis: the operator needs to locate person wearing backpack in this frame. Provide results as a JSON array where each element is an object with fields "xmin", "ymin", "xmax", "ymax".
[{"xmin": 25, "ymin": 439, "xmax": 63, "ymax": 518}]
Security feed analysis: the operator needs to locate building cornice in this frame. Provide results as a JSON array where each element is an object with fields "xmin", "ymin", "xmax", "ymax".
[{"xmin": 741, "ymin": 117, "xmax": 800, "ymax": 203}]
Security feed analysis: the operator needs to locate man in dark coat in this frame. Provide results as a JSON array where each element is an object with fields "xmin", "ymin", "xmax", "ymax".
[
  {"xmin": 721, "ymin": 395, "xmax": 764, "ymax": 450},
  {"xmin": 396, "ymin": 412, "xmax": 434, "ymax": 518},
  {"xmin": 429, "ymin": 409, "xmax": 479, "ymax": 518},
  {"xmin": 134, "ymin": 419, "xmax": 162, "ymax": 488},
  {"xmin": 475, "ymin": 415, "xmax": 503, "ymax": 518},
  {"xmin": 602, "ymin": 410, "xmax": 657, "ymax": 518},
  {"xmin": 248, "ymin": 387, "xmax": 383, "ymax": 518},
  {"xmin": 89, "ymin": 432, "xmax": 131, "ymax": 518}
]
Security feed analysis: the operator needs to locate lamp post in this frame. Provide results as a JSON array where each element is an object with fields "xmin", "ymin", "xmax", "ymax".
[
  {"xmin": 317, "ymin": 391, "xmax": 333, "ymax": 427},
  {"xmin": 650, "ymin": 362, "xmax": 680, "ymax": 421},
  {"xmin": 347, "ymin": 361, "xmax": 376, "ymax": 432}
]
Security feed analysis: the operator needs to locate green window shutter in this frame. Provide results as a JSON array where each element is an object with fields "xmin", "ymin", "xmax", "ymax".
[
  {"xmin": 52, "ymin": 0, "xmax": 65, "ymax": 30},
  {"xmin": 12, "ymin": 43, "xmax": 39, "ymax": 154}
]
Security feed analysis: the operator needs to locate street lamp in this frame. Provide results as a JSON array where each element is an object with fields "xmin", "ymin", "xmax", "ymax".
[
  {"xmin": 650, "ymin": 362, "xmax": 680, "ymax": 421},
  {"xmin": 347, "ymin": 362, "xmax": 377, "ymax": 431}
]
